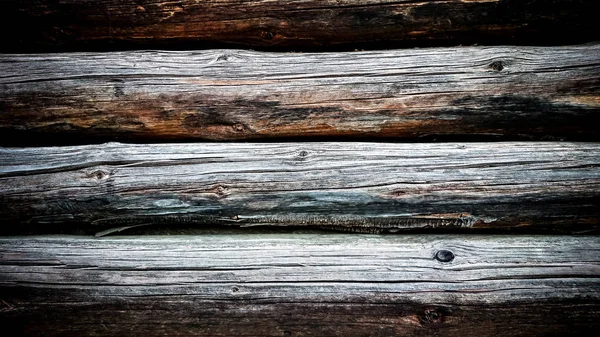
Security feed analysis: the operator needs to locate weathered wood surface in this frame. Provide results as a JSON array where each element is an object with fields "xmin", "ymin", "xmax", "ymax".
[
  {"xmin": 1, "ymin": 0, "xmax": 597, "ymax": 52},
  {"xmin": 1, "ymin": 142, "xmax": 598, "ymax": 233},
  {"xmin": 1, "ymin": 45, "xmax": 599, "ymax": 145},
  {"xmin": 0, "ymin": 234, "xmax": 598, "ymax": 336}
]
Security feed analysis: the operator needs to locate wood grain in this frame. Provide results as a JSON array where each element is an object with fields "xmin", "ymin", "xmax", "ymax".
[
  {"xmin": 1, "ymin": 234, "xmax": 598, "ymax": 336},
  {"xmin": 1, "ymin": 0, "xmax": 597, "ymax": 52},
  {"xmin": 1, "ymin": 44, "xmax": 599, "ymax": 145},
  {"xmin": 1, "ymin": 142, "xmax": 598, "ymax": 233}
]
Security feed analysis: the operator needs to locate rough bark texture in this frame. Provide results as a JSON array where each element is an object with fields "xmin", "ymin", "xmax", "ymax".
[
  {"xmin": 1, "ymin": 142, "xmax": 598, "ymax": 233},
  {"xmin": 0, "ymin": 234, "xmax": 598, "ymax": 336},
  {"xmin": 1, "ymin": 0, "xmax": 597, "ymax": 52},
  {"xmin": 1, "ymin": 45, "xmax": 599, "ymax": 145}
]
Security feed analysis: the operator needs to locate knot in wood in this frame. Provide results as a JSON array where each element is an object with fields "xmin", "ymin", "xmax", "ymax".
[
  {"xmin": 489, "ymin": 60, "xmax": 505, "ymax": 71},
  {"xmin": 261, "ymin": 31, "xmax": 275, "ymax": 40},
  {"xmin": 420, "ymin": 308, "xmax": 444, "ymax": 325},
  {"xmin": 210, "ymin": 184, "xmax": 229, "ymax": 198},
  {"xmin": 290, "ymin": 150, "xmax": 310, "ymax": 164},
  {"xmin": 435, "ymin": 250, "xmax": 454, "ymax": 262},
  {"xmin": 114, "ymin": 85, "xmax": 124, "ymax": 97},
  {"xmin": 88, "ymin": 169, "xmax": 110, "ymax": 180},
  {"xmin": 232, "ymin": 123, "xmax": 245, "ymax": 132}
]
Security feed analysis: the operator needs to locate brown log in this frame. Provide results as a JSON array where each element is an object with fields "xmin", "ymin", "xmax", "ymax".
[
  {"xmin": 1, "ymin": 44, "xmax": 599, "ymax": 145},
  {"xmin": 0, "ymin": 0, "xmax": 598, "ymax": 52},
  {"xmin": 1, "ymin": 234, "xmax": 599, "ymax": 336},
  {"xmin": 1, "ymin": 142, "xmax": 599, "ymax": 233}
]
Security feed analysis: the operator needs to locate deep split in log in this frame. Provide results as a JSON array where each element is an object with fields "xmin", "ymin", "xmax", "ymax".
[
  {"xmin": 1, "ymin": 234, "xmax": 599, "ymax": 336},
  {"xmin": 1, "ymin": 44, "xmax": 599, "ymax": 145},
  {"xmin": 1, "ymin": 142, "xmax": 598, "ymax": 233},
  {"xmin": 0, "ymin": 0, "xmax": 598, "ymax": 52}
]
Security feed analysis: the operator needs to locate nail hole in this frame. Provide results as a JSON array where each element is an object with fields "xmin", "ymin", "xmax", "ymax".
[
  {"xmin": 434, "ymin": 250, "xmax": 454, "ymax": 262},
  {"xmin": 231, "ymin": 286, "xmax": 239, "ymax": 293}
]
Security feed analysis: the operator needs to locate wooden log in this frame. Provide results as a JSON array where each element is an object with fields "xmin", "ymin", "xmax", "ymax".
[
  {"xmin": 0, "ymin": 0, "xmax": 597, "ymax": 52},
  {"xmin": 0, "ymin": 234, "xmax": 598, "ymax": 336},
  {"xmin": 1, "ymin": 45, "xmax": 599, "ymax": 145},
  {"xmin": 1, "ymin": 142, "xmax": 599, "ymax": 233}
]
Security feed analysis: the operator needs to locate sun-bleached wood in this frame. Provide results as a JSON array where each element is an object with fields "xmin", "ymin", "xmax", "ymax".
[
  {"xmin": 1, "ymin": 142, "xmax": 598, "ymax": 232},
  {"xmin": 0, "ymin": 234, "xmax": 598, "ymax": 336},
  {"xmin": 1, "ymin": 44, "xmax": 599, "ymax": 145}
]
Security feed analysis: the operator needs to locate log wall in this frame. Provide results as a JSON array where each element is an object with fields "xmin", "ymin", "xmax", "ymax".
[
  {"xmin": 1, "ymin": 1, "xmax": 599, "ymax": 336},
  {"xmin": 1, "ymin": 142, "xmax": 599, "ymax": 233},
  {"xmin": 1, "ymin": 234, "xmax": 598, "ymax": 336},
  {"xmin": 1, "ymin": 0, "xmax": 597, "ymax": 52},
  {"xmin": 1, "ymin": 44, "xmax": 599, "ymax": 145}
]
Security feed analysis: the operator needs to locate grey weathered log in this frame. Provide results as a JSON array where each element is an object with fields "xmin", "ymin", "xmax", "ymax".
[
  {"xmin": 1, "ymin": 234, "xmax": 599, "ymax": 336},
  {"xmin": 1, "ymin": 142, "xmax": 599, "ymax": 233},
  {"xmin": 0, "ymin": 0, "xmax": 597, "ymax": 52},
  {"xmin": 1, "ymin": 44, "xmax": 599, "ymax": 145}
]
